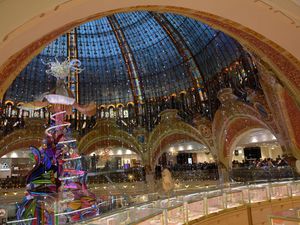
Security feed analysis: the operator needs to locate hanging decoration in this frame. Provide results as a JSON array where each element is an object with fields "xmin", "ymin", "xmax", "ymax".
[{"xmin": 18, "ymin": 58, "xmax": 95, "ymax": 116}]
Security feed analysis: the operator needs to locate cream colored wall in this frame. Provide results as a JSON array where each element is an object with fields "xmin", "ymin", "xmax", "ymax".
[
  {"xmin": 122, "ymin": 155, "xmax": 139, "ymax": 165},
  {"xmin": 96, "ymin": 154, "xmax": 140, "ymax": 168},
  {"xmin": 260, "ymin": 145, "xmax": 283, "ymax": 159},
  {"xmin": 196, "ymin": 152, "xmax": 214, "ymax": 163},
  {"xmin": 232, "ymin": 145, "xmax": 283, "ymax": 162},
  {"xmin": 159, "ymin": 150, "xmax": 215, "ymax": 164},
  {"xmin": 232, "ymin": 147, "xmax": 245, "ymax": 162},
  {"xmin": 1, "ymin": 0, "xmax": 299, "ymax": 60}
]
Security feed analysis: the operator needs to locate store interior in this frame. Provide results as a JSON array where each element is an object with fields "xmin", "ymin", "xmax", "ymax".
[{"xmin": 0, "ymin": 1, "xmax": 300, "ymax": 224}]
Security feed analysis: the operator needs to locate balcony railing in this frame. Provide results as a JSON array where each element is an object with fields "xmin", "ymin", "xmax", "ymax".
[{"xmin": 230, "ymin": 166, "xmax": 298, "ymax": 182}]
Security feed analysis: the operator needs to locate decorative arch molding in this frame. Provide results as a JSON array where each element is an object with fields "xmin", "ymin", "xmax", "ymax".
[
  {"xmin": 212, "ymin": 88, "xmax": 276, "ymax": 167},
  {"xmin": 256, "ymin": 64, "xmax": 300, "ymax": 159},
  {"xmin": 150, "ymin": 132, "xmax": 211, "ymax": 170},
  {"xmin": 80, "ymin": 138, "xmax": 140, "ymax": 155},
  {"xmin": 219, "ymin": 118, "xmax": 270, "ymax": 168},
  {"xmin": 227, "ymin": 127, "xmax": 273, "ymax": 168},
  {"xmin": 192, "ymin": 115, "xmax": 216, "ymax": 156},
  {"xmin": 0, "ymin": 119, "xmax": 45, "ymax": 157},
  {"xmin": 148, "ymin": 110, "xmax": 213, "ymax": 169},
  {"xmin": 0, "ymin": 137, "xmax": 42, "ymax": 158},
  {"xmin": 281, "ymin": 90, "xmax": 300, "ymax": 154},
  {"xmin": 0, "ymin": 2, "xmax": 299, "ymax": 105},
  {"xmin": 78, "ymin": 119, "xmax": 144, "ymax": 160}
]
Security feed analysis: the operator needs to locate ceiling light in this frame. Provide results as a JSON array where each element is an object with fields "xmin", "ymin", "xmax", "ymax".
[
  {"xmin": 126, "ymin": 150, "xmax": 132, "ymax": 155},
  {"xmin": 117, "ymin": 150, "xmax": 122, "ymax": 155},
  {"xmin": 251, "ymin": 137, "xmax": 258, "ymax": 143},
  {"xmin": 11, "ymin": 152, "xmax": 18, "ymax": 158}
]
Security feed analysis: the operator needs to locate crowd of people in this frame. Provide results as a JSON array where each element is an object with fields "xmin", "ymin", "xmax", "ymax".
[
  {"xmin": 0, "ymin": 176, "xmax": 26, "ymax": 189},
  {"xmin": 232, "ymin": 155, "xmax": 289, "ymax": 169},
  {"xmin": 0, "ymin": 115, "xmax": 24, "ymax": 137},
  {"xmin": 155, "ymin": 162, "xmax": 218, "ymax": 180},
  {"xmin": 169, "ymin": 162, "xmax": 218, "ymax": 171}
]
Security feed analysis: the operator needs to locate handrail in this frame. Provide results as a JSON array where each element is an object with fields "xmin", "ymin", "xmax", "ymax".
[{"xmin": 4, "ymin": 180, "xmax": 300, "ymax": 224}]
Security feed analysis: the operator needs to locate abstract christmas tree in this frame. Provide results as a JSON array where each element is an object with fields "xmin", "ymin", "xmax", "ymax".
[{"xmin": 17, "ymin": 59, "xmax": 98, "ymax": 224}]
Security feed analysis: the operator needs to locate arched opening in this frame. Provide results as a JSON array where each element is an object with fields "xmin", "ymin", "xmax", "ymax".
[
  {"xmin": 88, "ymin": 147, "xmax": 142, "ymax": 171},
  {"xmin": 229, "ymin": 128, "xmax": 295, "ymax": 182},
  {"xmin": 79, "ymin": 127, "xmax": 145, "ymax": 186},
  {"xmin": 0, "ymin": 136, "xmax": 42, "ymax": 158},
  {"xmin": 155, "ymin": 140, "xmax": 218, "ymax": 185},
  {"xmin": 0, "ymin": 3, "xmax": 299, "ymax": 223},
  {"xmin": 0, "ymin": 149, "xmax": 35, "ymax": 189},
  {"xmin": 231, "ymin": 129, "xmax": 281, "ymax": 165},
  {"xmin": 86, "ymin": 146, "xmax": 145, "ymax": 185}
]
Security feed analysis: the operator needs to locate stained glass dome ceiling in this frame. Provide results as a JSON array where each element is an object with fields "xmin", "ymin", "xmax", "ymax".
[{"xmin": 5, "ymin": 11, "xmax": 245, "ymax": 105}]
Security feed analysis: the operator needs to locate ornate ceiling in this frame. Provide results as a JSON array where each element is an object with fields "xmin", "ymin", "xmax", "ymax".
[{"xmin": 4, "ymin": 11, "xmax": 245, "ymax": 105}]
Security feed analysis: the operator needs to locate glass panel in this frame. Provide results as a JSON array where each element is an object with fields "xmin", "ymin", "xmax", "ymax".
[
  {"xmin": 270, "ymin": 183, "xmax": 290, "ymax": 199},
  {"xmin": 226, "ymin": 190, "xmax": 244, "ymax": 208},
  {"xmin": 248, "ymin": 185, "xmax": 269, "ymax": 203},
  {"xmin": 5, "ymin": 35, "xmax": 67, "ymax": 102}
]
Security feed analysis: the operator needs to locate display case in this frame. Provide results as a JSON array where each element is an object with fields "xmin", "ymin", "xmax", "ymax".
[
  {"xmin": 290, "ymin": 181, "xmax": 300, "ymax": 196},
  {"xmin": 225, "ymin": 190, "xmax": 244, "ymax": 208},
  {"xmin": 269, "ymin": 208, "xmax": 300, "ymax": 225},
  {"xmin": 206, "ymin": 190, "xmax": 224, "ymax": 214},
  {"xmin": 7, "ymin": 181, "xmax": 300, "ymax": 225},
  {"xmin": 181, "ymin": 193, "xmax": 205, "ymax": 221},
  {"xmin": 231, "ymin": 185, "xmax": 250, "ymax": 203},
  {"xmin": 77, "ymin": 206, "xmax": 165, "ymax": 225},
  {"xmin": 150, "ymin": 198, "xmax": 185, "ymax": 225},
  {"xmin": 248, "ymin": 185, "xmax": 269, "ymax": 203},
  {"xmin": 129, "ymin": 193, "xmax": 159, "ymax": 205},
  {"xmin": 270, "ymin": 182, "xmax": 290, "ymax": 199}
]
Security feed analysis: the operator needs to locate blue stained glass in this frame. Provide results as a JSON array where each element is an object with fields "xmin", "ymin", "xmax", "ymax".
[
  {"xmin": 5, "ymin": 11, "xmax": 246, "ymax": 105},
  {"xmin": 5, "ymin": 35, "xmax": 67, "ymax": 102}
]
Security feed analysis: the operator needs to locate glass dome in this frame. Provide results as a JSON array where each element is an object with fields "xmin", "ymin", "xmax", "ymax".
[{"xmin": 5, "ymin": 11, "xmax": 248, "ymax": 106}]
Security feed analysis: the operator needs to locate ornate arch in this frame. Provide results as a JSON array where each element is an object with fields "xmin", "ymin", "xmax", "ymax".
[
  {"xmin": 0, "ymin": 137, "xmax": 42, "ymax": 158},
  {"xmin": 227, "ymin": 127, "xmax": 277, "ymax": 168},
  {"xmin": 219, "ymin": 117, "xmax": 272, "ymax": 168},
  {"xmin": 212, "ymin": 88, "xmax": 276, "ymax": 167},
  {"xmin": 0, "ymin": 119, "xmax": 45, "ymax": 157},
  {"xmin": 147, "ymin": 110, "xmax": 213, "ymax": 169},
  {"xmin": 78, "ymin": 119, "xmax": 144, "ymax": 161}
]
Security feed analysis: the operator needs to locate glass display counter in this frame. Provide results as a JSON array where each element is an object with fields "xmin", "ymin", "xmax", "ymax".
[
  {"xmin": 269, "ymin": 208, "xmax": 300, "ymax": 225},
  {"xmin": 248, "ymin": 185, "xmax": 269, "ymax": 203},
  {"xmin": 149, "ymin": 198, "xmax": 185, "ymax": 225},
  {"xmin": 181, "ymin": 193, "xmax": 205, "ymax": 221},
  {"xmin": 76, "ymin": 206, "xmax": 165, "ymax": 225},
  {"xmin": 206, "ymin": 190, "xmax": 224, "ymax": 214},
  {"xmin": 290, "ymin": 181, "xmax": 300, "ymax": 196},
  {"xmin": 230, "ymin": 185, "xmax": 250, "ymax": 203},
  {"xmin": 270, "ymin": 182, "xmax": 290, "ymax": 199},
  {"xmin": 129, "ymin": 193, "xmax": 159, "ymax": 205},
  {"xmin": 225, "ymin": 189, "xmax": 244, "ymax": 208}
]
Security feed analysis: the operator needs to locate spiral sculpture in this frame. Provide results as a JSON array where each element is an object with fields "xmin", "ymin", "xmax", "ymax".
[
  {"xmin": 17, "ymin": 109, "xmax": 98, "ymax": 225},
  {"xmin": 16, "ymin": 58, "xmax": 99, "ymax": 224}
]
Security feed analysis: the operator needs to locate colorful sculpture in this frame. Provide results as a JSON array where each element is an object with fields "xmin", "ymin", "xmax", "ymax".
[{"xmin": 16, "ymin": 59, "xmax": 98, "ymax": 224}]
